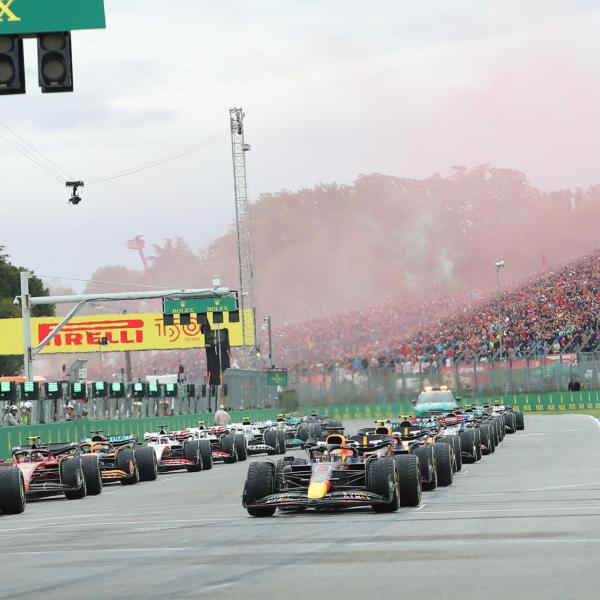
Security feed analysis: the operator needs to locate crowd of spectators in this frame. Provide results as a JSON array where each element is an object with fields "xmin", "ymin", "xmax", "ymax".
[{"xmin": 274, "ymin": 251, "xmax": 600, "ymax": 373}]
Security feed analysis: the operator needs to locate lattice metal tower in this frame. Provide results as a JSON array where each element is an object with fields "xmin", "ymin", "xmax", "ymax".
[{"xmin": 230, "ymin": 108, "xmax": 257, "ymax": 356}]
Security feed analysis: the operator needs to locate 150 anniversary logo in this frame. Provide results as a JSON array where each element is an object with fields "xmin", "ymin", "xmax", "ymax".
[{"xmin": 0, "ymin": 312, "xmax": 254, "ymax": 355}]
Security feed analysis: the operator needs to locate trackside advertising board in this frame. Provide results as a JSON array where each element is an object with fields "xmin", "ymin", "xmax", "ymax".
[
  {"xmin": 0, "ymin": 0, "xmax": 106, "ymax": 35},
  {"xmin": 0, "ymin": 311, "xmax": 255, "ymax": 355}
]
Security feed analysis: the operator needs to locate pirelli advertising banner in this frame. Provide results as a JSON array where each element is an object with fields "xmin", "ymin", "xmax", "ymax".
[{"xmin": 0, "ymin": 311, "xmax": 255, "ymax": 356}]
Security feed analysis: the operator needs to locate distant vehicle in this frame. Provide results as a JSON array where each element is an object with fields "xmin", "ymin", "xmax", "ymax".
[
  {"xmin": 230, "ymin": 418, "xmax": 285, "ymax": 456},
  {"xmin": 79, "ymin": 432, "xmax": 157, "ymax": 485},
  {"xmin": 414, "ymin": 386, "xmax": 461, "ymax": 417},
  {"xmin": 144, "ymin": 428, "xmax": 212, "ymax": 472}
]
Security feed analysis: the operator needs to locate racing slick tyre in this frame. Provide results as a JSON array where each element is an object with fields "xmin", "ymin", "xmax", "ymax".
[
  {"xmin": 328, "ymin": 420, "xmax": 343, "ymax": 429},
  {"xmin": 234, "ymin": 434, "xmax": 248, "ymax": 461},
  {"xmin": 198, "ymin": 440, "xmax": 213, "ymax": 470},
  {"xmin": 243, "ymin": 462, "xmax": 277, "ymax": 517},
  {"xmin": 492, "ymin": 418, "xmax": 502, "ymax": 444},
  {"xmin": 136, "ymin": 446, "xmax": 159, "ymax": 479},
  {"xmin": 472, "ymin": 427, "xmax": 482, "ymax": 461},
  {"xmin": 504, "ymin": 412, "xmax": 516, "ymax": 433},
  {"xmin": 515, "ymin": 411, "xmax": 525, "ymax": 430},
  {"xmin": 221, "ymin": 434, "xmax": 238, "ymax": 464},
  {"xmin": 368, "ymin": 457, "xmax": 400, "ymax": 513},
  {"xmin": 478, "ymin": 424, "xmax": 493, "ymax": 455},
  {"xmin": 414, "ymin": 445, "xmax": 437, "ymax": 491},
  {"xmin": 0, "ymin": 466, "xmax": 26, "ymax": 514},
  {"xmin": 297, "ymin": 425, "xmax": 309, "ymax": 442},
  {"xmin": 117, "ymin": 448, "xmax": 140, "ymax": 485},
  {"xmin": 440, "ymin": 435, "xmax": 461, "ymax": 472},
  {"xmin": 183, "ymin": 441, "xmax": 202, "ymax": 473},
  {"xmin": 459, "ymin": 429, "xmax": 476, "ymax": 464},
  {"xmin": 450, "ymin": 435, "xmax": 462, "ymax": 471},
  {"xmin": 395, "ymin": 454, "xmax": 422, "ymax": 507},
  {"xmin": 81, "ymin": 454, "xmax": 103, "ymax": 495},
  {"xmin": 276, "ymin": 430, "xmax": 287, "ymax": 455},
  {"xmin": 308, "ymin": 423, "xmax": 322, "ymax": 440},
  {"xmin": 264, "ymin": 430, "xmax": 279, "ymax": 455},
  {"xmin": 61, "ymin": 458, "xmax": 87, "ymax": 500},
  {"xmin": 433, "ymin": 443, "xmax": 453, "ymax": 487}
]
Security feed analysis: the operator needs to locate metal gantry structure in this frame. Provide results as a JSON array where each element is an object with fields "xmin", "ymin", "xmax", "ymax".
[{"xmin": 229, "ymin": 108, "xmax": 258, "ymax": 360}]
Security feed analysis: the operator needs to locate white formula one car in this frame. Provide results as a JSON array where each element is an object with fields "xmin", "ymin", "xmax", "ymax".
[
  {"xmin": 143, "ymin": 427, "xmax": 212, "ymax": 472},
  {"xmin": 230, "ymin": 418, "xmax": 286, "ymax": 456}
]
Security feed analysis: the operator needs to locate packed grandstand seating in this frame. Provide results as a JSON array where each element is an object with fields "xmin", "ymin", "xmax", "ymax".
[{"xmin": 274, "ymin": 250, "xmax": 600, "ymax": 371}]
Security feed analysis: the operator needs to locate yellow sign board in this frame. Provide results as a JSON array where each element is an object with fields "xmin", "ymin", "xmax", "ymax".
[{"xmin": 0, "ymin": 311, "xmax": 255, "ymax": 356}]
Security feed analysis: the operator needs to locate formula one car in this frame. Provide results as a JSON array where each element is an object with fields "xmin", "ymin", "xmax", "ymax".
[
  {"xmin": 144, "ymin": 427, "xmax": 213, "ymax": 472},
  {"xmin": 242, "ymin": 433, "xmax": 421, "ymax": 517},
  {"xmin": 178, "ymin": 424, "xmax": 247, "ymax": 464},
  {"xmin": 80, "ymin": 431, "xmax": 157, "ymax": 484},
  {"xmin": 273, "ymin": 415, "xmax": 305, "ymax": 449},
  {"xmin": 230, "ymin": 418, "xmax": 286, "ymax": 456},
  {"xmin": 490, "ymin": 402, "xmax": 525, "ymax": 432},
  {"xmin": 371, "ymin": 421, "xmax": 453, "ymax": 489},
  {"xmin": 436, "ymin": 412, "xmax": 482, "ymax": 465},
  {"xmin": 0, "ymin": 436, "xmax": 92, "ymax": 505}
]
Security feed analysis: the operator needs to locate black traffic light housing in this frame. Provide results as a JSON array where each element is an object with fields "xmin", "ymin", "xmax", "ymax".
[
  {"xmin": 92, "ymin": 381, "xmax": 107, "ymax": 398},
  {"xmin": 37, "ymin": 31, "xmax": 73, "ymax": 93},
  {"xmin": 109, "ymin": 382, "xmax": 125, "ymax": 398},
  {"xmin": 0, "ymin": 380, "xmax": 17, "ymax": 401},
  {"xmin": 70, "ymin": 381, "xmax": 87, "ymax": 400},
  {"xmin": 45, "ymin": 382, "xmax": 63, "ymax": 400},
  {"xmin": 0, "ymin": 35, "xmax": 25, "ymax": 95}
]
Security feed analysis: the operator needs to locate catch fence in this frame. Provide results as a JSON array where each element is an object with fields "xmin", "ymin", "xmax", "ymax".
[{"xmin": 291, "ymin": 351, "xmax": 598, "ymax": 405}]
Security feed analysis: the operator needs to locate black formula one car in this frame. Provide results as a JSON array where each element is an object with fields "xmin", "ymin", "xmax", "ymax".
[{"xmin": 242, "ymin": 433, "xmax": 421, "ymax": 517}]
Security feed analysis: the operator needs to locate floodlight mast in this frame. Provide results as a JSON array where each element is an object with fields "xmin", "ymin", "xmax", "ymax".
[
  {"xmin": 18, "ymin": 271, "xmax": 231, "ymax": 380},
  {"xmin": 230, "ymin": 108, "xmax": 258, "ymax": 366}
]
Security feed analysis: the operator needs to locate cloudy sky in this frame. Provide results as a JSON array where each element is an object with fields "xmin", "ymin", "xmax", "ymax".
[{"xmin": 2, "ymin": 0, "xmax": 599, "ymax": 287}]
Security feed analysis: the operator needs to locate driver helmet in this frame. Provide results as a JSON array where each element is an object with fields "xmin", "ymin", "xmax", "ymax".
[
  {"xmin": 9, "ymin": 405, "xmax": 18, "ymax": 413},
  {"xmin": 329, "ymin": 447, "xmax": 353, "ymax": 462},
  {"xmin": 219, "ymin": 405, "xmax": 225, "ymax": 410}
]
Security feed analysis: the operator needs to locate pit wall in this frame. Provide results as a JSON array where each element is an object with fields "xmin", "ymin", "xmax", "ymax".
[{"xmin": 1, "ymin": 391, "xmax": 599, "ymax": 458}]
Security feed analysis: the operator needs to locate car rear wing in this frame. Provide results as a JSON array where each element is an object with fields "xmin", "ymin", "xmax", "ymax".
[{"xmin": 106, "ymin": 434, "xmax": 137, "ymax": 446}]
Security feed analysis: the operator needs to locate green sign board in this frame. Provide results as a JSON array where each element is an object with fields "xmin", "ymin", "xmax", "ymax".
[
  {"xmin": 163, "ymin": 296, "xmax": 238, "ymax": 315},
  {"xmin": 47, "ymin": 382, "xmax": 59, "ymax": 393},
  {"xmin": 0, "ymin": 381, "xmax": 10, "ymax": 392},
  {"xmin": 0, "ymin": 0, "xmax": 106, "ymax": 36},
  {"xmin": 267, "ymin": 371, "xmax": 288, "ymax": 386}
]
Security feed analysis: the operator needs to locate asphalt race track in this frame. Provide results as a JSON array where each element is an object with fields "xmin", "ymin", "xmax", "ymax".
[{"xmin": 2, "ymin": 414, "xmax": 600, "ymax": 600}]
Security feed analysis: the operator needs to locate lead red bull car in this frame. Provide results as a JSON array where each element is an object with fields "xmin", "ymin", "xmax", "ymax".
[{"xmin": 242, "ymin": 433, "xmax": 421, "ymax": 517}]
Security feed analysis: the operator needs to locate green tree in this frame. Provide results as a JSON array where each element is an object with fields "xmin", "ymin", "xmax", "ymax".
[{"xmin": 0, "ymin": 246, "xmax": 54, "ymax": 376}]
